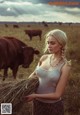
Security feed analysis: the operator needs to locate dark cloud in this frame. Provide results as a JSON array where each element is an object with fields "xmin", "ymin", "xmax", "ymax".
[
  {"xmin": 0, "ymin": 0, "xmax": 52, "ymax": 4},
  {"xmin": 0, "ymin": 0, "xmax": 48, "ymax": 5},
  {"xmin": 0, "ymin": 0, "xmax": 80, "ymax": 22},
  {"xmin": 0, "ymin": 7, "xmax": 17, "ymax": 16},
  {"xmin": 27, "ymin": 0, "xmax": 50, "ymax": 4},
  {"xmin": 55, "ymin": 6, "xmax": 80, "ymax": 15},
  {"xmin": 0, "ymin": 2, "xmax": 46, "ymax": 16},
  {"xmin": 0, "ymin": 2, "xmax": 80, "ymax": 17},
  {"xmin": 0, "ymin": 0, "xmax": 80, "ymax": 4}
]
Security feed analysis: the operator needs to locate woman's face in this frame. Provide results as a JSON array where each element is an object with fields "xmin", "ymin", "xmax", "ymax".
[{"xmin": 47, "ymin": 36, "xmax": 62, "ymax": 54}]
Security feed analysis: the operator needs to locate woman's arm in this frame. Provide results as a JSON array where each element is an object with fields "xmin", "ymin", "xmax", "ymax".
[
  {"xmin": 28, "ymin": 71, "xmax": 37, "ymax": 79},
  {"xmin": 26, "ymin": 63, "xmax": 71, "ymax": 101}
]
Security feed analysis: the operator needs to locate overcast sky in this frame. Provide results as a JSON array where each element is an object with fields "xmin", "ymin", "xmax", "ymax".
[{"xmin": 0, "ymin": 0, "xmax": 80, "ymax": 22}]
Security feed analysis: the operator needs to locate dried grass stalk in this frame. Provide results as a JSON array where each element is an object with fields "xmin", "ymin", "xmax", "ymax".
[{"xmin": 0, "ymin": 77, "xmax": 39, "ymax": 115}]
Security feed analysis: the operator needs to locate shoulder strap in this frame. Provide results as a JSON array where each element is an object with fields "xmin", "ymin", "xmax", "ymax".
[{"xmin": 57, "ymin": 61, "xmax": 65, "ymax": 72}]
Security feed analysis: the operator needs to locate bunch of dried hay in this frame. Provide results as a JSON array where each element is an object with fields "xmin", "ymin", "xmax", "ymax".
[{"xmin": 0, "ymin": 77, "xmax": 39, "ymax": 115}]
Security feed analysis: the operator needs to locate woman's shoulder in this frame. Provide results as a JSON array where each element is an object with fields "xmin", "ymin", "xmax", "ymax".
[
  {"xmin": 40, "ymin": 54, "xmax": 50, "ymax": 62},
  {"xmin": 62, "ymin": 59, "xmax": 72, "ymax": 72},
  {"xmin": 38, "ymin": 54, "xmax": 50, "ymax": 66}
]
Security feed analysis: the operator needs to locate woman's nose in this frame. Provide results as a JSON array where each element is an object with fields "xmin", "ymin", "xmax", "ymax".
[{"xmin": 48, "ymin": 44, "xmax": 51, "ymax": 48}]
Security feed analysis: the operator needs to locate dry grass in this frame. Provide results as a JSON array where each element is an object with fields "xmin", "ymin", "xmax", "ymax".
[{"xmin": 0, "ymin": 77, "xmax": 39, "ymax": 115}]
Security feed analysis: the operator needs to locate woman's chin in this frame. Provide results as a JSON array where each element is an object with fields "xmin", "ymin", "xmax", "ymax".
[{"xmin": 48, "ymin": 50, "xmax": 54, "ymax": 53}]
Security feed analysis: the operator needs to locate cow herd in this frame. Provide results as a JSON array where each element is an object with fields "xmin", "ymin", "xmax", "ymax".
[
  {"xmin": 1, "ymin": 24, "xmax": 47, "ymax": 80},
  {"xmin": 5, "ymin": 23, "xmax": 43, "ymax": 41},
  {"xmin": 4, "ymin": 22, "xmax": 49, "ymax": 41},
  {"xmin": 0, "ymin": 37, "xmax": 40, "ymax": 81}
]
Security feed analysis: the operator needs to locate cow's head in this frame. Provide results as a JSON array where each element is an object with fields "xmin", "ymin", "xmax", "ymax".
[
  {"xmin": 24, "ymin": 30, "xmax": 29, "ymax": 34},
  {"xmin": 22, "ymin": 46, "xmax": 40, "ymax": 68}
]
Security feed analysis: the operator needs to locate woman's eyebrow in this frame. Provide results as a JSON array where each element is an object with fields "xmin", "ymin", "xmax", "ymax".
[{"xmin": 47, "ymin": 40, "xmax": 55, "ymax": 42}]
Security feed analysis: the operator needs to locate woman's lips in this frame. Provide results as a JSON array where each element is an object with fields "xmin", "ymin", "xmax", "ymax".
[{"xmin": 48, "ymin": 48, "xmax": 52, "ymax": 51}]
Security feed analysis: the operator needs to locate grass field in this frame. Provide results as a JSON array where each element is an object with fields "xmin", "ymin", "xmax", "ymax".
[{"xmin": 0, "ymin": 23, "xmax": 80, "ymax": 115}]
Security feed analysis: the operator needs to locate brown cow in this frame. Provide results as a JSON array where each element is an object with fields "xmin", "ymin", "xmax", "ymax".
[
  {"xmin": 42, "ymin": 21, "xmax": 48, "ymax": 27},
  {"xmin": 13, "ymin": 24, "xmax": 19, "ymax": 28},
  {"xmin": 5, "ymin": 24, "xmax": 8, "ymax": 27},
  {"xmin": 24, "ymin": 29, "xmax": 42, "ymax": 41},
  {"xmin": 0, "ymin": 37, "xmax": 40, "ymax": 80}
]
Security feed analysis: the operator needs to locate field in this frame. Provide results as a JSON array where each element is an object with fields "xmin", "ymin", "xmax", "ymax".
[{"xmin": 0, "ymin": 23, "xmax": 80, "ymax": 115}]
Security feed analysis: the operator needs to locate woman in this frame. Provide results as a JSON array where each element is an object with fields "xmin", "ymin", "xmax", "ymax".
[{"xmin": 25, "ymin": 29, "xmax": 71, "ymax": 115}]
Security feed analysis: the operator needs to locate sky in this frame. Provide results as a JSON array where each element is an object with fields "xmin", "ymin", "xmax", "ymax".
[{"xmin": 0, "ymin": 0, "xmax": 80, "ymax": 22}]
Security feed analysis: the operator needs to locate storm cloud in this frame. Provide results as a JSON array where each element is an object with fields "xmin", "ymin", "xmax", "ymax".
[{"xmin": 0, "ymin": 0, "xmax": 80, "ymax": 22}]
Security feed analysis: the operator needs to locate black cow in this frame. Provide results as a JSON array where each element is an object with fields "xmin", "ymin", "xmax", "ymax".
[
  {"xmin": 24, "ymin": 29, "xmax": 42, "ymax": 41},
  {"xmin": 0, "ymin": 37, "xmax": 40, "ymax": 80}
]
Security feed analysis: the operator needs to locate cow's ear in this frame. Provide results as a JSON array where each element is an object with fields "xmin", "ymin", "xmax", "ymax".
[{"xmin": 34, "ymin": 48, "xmax": 40, "ymax": 55}]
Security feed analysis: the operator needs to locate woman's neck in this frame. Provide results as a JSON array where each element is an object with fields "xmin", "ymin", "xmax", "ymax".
[
  {"xmin": 50, "ymin": 53, "xmax": 63, "ymax": 67},
  {"xmin": 52, "ymin": 52, "xmax": 62, "ymax": 60}
]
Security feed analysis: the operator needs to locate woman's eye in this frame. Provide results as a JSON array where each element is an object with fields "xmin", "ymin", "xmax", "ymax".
[
  {"xmin": 51, "ymin": 42, "xmax": 55, "ymax": 45},
  {"xmin": 47, "ymin": 41, "xmax": 55, "ymax": 45}
]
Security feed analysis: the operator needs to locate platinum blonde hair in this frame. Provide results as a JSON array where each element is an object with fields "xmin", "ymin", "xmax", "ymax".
[{"xmin": 44, "ymin": 29, "xmax": 68, "ymax": 54}]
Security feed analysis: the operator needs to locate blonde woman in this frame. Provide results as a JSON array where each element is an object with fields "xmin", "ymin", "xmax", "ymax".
[{"xmin": 25, "ymin": 29, "xmax": 71, "ymax": 115}]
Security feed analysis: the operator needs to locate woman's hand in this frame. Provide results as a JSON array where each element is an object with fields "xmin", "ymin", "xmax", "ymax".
[{"xmin": 23, "ymin": 94, "xmax": 37, "ymax": 102}]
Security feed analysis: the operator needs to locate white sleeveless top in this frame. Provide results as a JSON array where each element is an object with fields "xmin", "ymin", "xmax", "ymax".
[{"xmin": 35, "ymin": 58, "xmax": 65, "ymax": 103}]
